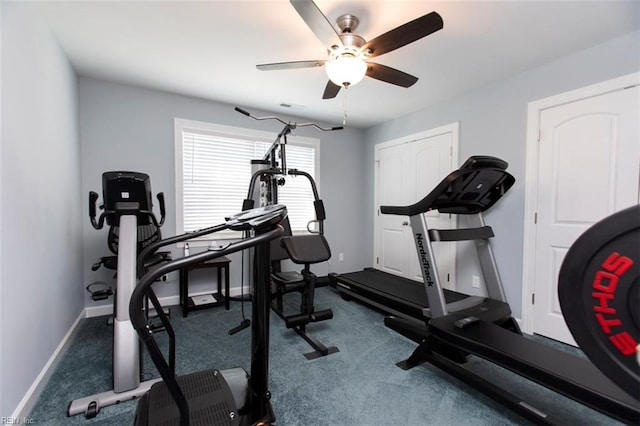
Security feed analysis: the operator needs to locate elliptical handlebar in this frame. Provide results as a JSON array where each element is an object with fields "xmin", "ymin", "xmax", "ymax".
[
  {"xmin": 136, "ymin": 205, "xmax": 287, "ymax": 278},
  {"xmin": 155, "ymin": 192, "xmax": 166, "ymax": 227},
  {"xmin": 89, "ymin": 191, "xmax": 104, "ymax": 230},
  {"xmin": 88, "ymin": 188, "xmax": 166, "ymax": 230},
  {"xmin": 131, "ymin": 208, "xmax": 286, "ymax": 337}
]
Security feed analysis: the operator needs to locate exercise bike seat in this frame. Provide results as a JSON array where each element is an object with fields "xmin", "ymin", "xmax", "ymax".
[{"xmin": 280, "ymin": 235, "xmax": 331, "ymax": 265}]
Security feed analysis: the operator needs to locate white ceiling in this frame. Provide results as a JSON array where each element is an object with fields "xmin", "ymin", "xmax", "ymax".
[{"xmin": 32, "ymin": 0, "xmax": 640, "ymax": 128}]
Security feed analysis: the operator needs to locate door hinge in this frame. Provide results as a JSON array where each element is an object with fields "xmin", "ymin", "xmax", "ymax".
[
  {"xmin": 537, "ymin": 129, "xmax": 541, "ymax": 142},
  {"xmin": 531, "ymin": 293, "xmax": 535, "ymax": 305},
  {"xmin": 447, "ymin": 273, "xmax": 450, "ymax": 282},
  {"xmin": 376, "ymin": 257, "xmax": 379, "ymax": 264},
  {"xmin": 534, "ymin": 212, "xmax": 537, "ymax": 224}
]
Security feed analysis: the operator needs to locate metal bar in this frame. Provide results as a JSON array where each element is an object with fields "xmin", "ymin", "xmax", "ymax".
[
  {"xmin": 469, "ymin": 213, "xmax": 508, "ymax": 302},
  {"xmin": 409, "ymin": 213, "xmax": 447, "ymax": 318}
]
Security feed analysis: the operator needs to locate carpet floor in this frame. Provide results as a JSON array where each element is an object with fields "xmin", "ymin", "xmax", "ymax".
[{"xmin": 30, "ymin": 287, "xmax": 622, "ymax": 425}]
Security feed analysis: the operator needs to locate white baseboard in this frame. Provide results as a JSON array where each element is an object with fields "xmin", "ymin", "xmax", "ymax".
[
  {"xmin": 12, "ymin": 309, "xmax": 85, "ymax": 419},
  {"xmin": 84, "ymin": 285, "xmax": 251, "ymax": 318},
  {"xmin": 84, "ymin": 303, "xmax": 113, "ymax": 318}
]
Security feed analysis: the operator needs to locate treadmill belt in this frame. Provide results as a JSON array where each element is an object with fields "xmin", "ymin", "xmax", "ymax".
[{"xmin": 335, "ymin": 268, "xmax": 467, "ymax": 315}]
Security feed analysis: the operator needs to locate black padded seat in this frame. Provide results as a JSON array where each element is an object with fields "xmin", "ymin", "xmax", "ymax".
[{"xmin": 280, "ymin": 235, "xmax": 331, "ymax": 265}]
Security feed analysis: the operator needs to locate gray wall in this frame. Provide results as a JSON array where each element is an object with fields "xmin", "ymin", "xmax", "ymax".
[
  {"xmin": 78, "ymin": 78, "xmax": 368, "ymax": 305},
  {"xmin": 1, "ymin": 3, "xmax": 83, "ymax": 417},
  {"xmin": 2, "ymin": 2, "xmax": 637, "ymax": 416},
  {"xmin": 364, "ymin": 30, "xmax": 640, "ymax": 319}
]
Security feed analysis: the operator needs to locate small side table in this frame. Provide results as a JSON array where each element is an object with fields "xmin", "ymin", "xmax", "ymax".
[{"xmin": 179, "ymin": 256, "xmax": 231, "ymax": 317}]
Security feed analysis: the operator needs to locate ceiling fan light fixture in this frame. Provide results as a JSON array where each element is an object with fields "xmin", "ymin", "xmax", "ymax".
[{"xmin": 325, "ymin": 54, "xmax": 367, "ymax": 88}]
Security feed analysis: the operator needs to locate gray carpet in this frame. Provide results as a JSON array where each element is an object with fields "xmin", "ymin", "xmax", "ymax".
[{"xmin": 30, "ymin": 287, "xmax": 622, "ymax": 425}]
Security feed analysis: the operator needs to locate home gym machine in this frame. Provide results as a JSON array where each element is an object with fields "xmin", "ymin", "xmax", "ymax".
[
  {"xmin": 68, "ymin": 171, "xmax": 168, "ymax": 418},
  {"xmin": 375, "ymin": 157, "xmax": 639, "ymax": 423},
  {"xmin": 130, "ymin": 204, "xmax": 287, "ymax": 425},
  {"xmin": 236, "ymin": 106, "xmax": 340, "ymax": 359},
  {"xmin": 331, "ymin": 156, "xmax": 519, "ymax": 341}
]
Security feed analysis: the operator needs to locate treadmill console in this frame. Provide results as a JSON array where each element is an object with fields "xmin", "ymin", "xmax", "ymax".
[{"xmin": 380, "ymin": 155, "xmax": 515, "ymax": 217}]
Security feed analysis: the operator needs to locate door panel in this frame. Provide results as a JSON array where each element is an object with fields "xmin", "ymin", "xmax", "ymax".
[
  {"xmin": 376, "ymin": 132, "xmax": 456, "ymax": 288},
  {"xmin": 377, "ymin": 145, "xmax": 414, "ymax": 278},
  {"xmin": 410, "ymin": 134, "xmax": 455, "ymax": 283},
  {"xmin": 381, "ymin": 229, "xmax": 403, "ymax": 274},
  {"xmin": 534, "ymin": 86, "xmax": 639, "ymax": 344}
]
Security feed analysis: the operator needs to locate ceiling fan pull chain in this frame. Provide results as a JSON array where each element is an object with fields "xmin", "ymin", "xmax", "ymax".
[{"xmin": 343, "ymin": 86, "xmax": 348, "ymax": 125}]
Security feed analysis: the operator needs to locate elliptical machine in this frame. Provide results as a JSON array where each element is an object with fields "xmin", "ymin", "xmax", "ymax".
[
  {"xmin": 130, "ymin": 205, "xmax": 287, "ymax": 425},
  {"xmin": 68, "ymin": 171, "xmax": 167, "ymax": 418}
]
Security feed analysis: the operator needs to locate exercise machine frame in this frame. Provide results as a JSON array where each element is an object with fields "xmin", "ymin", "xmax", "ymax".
[
  {"xmin": 237, "ymin": 107, "xmax": 340, "ymax": 359},
  {"xmin": 68, "ymin": 171, "xmax": 167, "ymax": 418},
  {"xmin": 131, "ymin": 205, "xmax": 287, "ymax": 425},
  {"xmin": 332, "ymin": 156, "xmax": 519, "ymax": 342},
  {"xmin": 379, "ymin": 158, "xmax": 638, "ymax": 423}
]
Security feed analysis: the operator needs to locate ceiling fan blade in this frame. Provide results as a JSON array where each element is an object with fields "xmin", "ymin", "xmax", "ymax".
[
  {"xmin": 362, "ymin": 11, "xmax": 443, "ymax": 58},
  {"xmin": 322, "ymin": 81, "xmax": 342, "ymax": 99},
  {"xmin": 290, "ymin": 0, "xmax": 342, "ymax": 48},
  {"xmin": 257, "ymin": 60, "xmax": 326, "ymax": 71},
  {"xmin": 366, "ymin": 63, "xmax": 418, "ymax": 88}
]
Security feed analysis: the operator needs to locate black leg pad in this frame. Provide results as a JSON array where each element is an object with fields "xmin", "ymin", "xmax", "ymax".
[{"xmin": 284, "ymin": 309, "xmax": 333, "ymax": 328}]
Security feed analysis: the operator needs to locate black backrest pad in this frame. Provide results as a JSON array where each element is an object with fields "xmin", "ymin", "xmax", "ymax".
[
  {"xmin": 270, "ymin": 216, "xmax": 294, "ymax": 262},
  {"xmin": 380, "ymin": 156, "xmax": 515, "ymax": 216},
  {"xmin": 281, "ymin": 235, "xmax": 331, "ymax": 265},
  {"xmin": 314, "ymin": 200, "xmax": 326, "ymax": 221},
  {"xmin": 102, "ymin": 171, "xmax": 154, "ymax": 225}
]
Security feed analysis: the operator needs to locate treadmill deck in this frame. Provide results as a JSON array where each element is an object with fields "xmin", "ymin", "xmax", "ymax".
[{"xmin": 332, "ymin": 268, "xmax": 467, "ymax": 320}]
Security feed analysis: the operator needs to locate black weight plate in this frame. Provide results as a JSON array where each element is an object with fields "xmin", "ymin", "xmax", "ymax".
[{"xmin": 559, "ymin": 204, "xmax": 639, "ymax": 400}]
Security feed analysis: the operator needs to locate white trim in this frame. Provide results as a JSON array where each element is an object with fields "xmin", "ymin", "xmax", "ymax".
[
  {"xmin": 373, "ymin": 122, "xmax": 460, "ymax": 155},
  {"xmin": 520, "ymin": 72, "xmax": 640, "ymax": 334},
  {"xmin": 84, "ymin": 285, "xmax": 255, "ymax": 318},
  {"xmin": 85, "ymin": 303, "xmax": 114, "ymax": 318},
  {"xmin": 12, "ymin": 310, "xmax": 85, "ymax": 419},
  {"xmin": 373, "ymin": 122, "xmax": 460, "ymax": 285}
]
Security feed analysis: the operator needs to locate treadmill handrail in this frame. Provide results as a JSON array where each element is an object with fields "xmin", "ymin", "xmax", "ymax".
[{"xmin": 380, "ymin": 156, "xmax": 514, "ymax": 216}]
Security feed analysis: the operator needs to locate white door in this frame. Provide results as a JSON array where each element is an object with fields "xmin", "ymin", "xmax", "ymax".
[
  {"xmin": 377, "ymin": 144, "xmax": 415, "ymax": 278},
  {"xmin": 376, "ymin": 130, "xmax": 456, "ymax": 290},
  {"xmin": 533, "ymin": 85, "xmax": 639, "ymax": 344}
]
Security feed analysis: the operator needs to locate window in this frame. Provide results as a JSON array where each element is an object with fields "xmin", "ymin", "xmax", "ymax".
[{"xmin": 174, "ymin": 118, "xmax": 320, "ymax": 241}]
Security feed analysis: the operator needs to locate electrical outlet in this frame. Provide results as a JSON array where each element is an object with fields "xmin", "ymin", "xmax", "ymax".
[
  {"xmin": 339, "ymin": 253, "xmax": 344, "ymax": 262},
  {"xmin": 472, "ymin": 275, "xmax": 480, "ymax": 288}
]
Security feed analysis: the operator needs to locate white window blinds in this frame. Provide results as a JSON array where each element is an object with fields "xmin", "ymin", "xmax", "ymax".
[{"xmin": 176, "ymin": 119, "xmax": 319, "ymax": 239}]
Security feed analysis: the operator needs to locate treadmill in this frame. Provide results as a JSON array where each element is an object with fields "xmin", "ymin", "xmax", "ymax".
[
  {"xmin": 330, "ymin": 156, "xmax": 517, "ymax": 335},
  {"xmin": 334, "ymin": 156, "xmax": 639, "ymax": 423}
]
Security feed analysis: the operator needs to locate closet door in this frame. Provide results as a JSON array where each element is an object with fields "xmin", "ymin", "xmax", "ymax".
[{"xmin": 375, "ymin": 131, "xmax": 456, "ymax": 290}]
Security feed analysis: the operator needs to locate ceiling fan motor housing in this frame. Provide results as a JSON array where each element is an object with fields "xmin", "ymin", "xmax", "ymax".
[{"xmin": 336, "ymin": 14, "xmax": 359, "ymax": 33}]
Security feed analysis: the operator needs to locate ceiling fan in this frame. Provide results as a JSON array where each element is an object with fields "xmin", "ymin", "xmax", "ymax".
[{"xmin": 257, "ymin": 0, "xmax": 443, "ymax": 99}]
